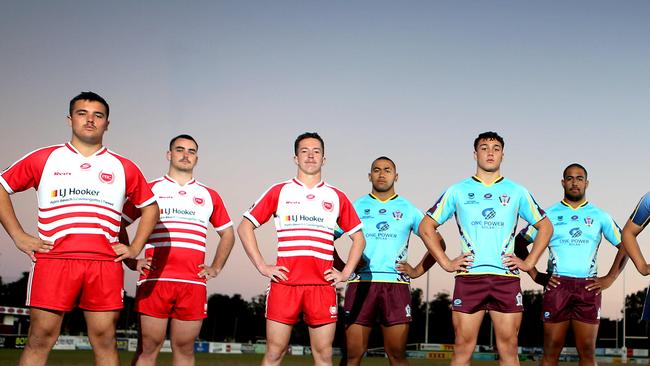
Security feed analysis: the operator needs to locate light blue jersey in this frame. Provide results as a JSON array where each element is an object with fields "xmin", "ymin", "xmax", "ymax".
[
  {"xmin": 522, "ymin": 201, "xmax": 621, "ymax": 278},
  {"xmin": 342, "ymin": 194, "xmax": 423, "ymax": 283},
  {"xmin": 427, "ymin": 176, "xmax": 545, "ymax": 277}
]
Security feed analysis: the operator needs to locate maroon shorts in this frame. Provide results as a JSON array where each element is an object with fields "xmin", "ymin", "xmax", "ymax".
[
  {"xmin": 266, "ymin": 283, "xmax": 338, "ymax": 326},
  {"xmin": 542, "ymin": 276, "xmax": 601, "ymax": 324},
  {"xmin": 452, "ymin": 275, "xmax": 523, "ymax": 313},
  {"xmin": 343, "ymin": 282, "xmax": 412, "ymax": 326},
  {"xmin": 27, "ymin": 259, "xmax": 124, "ymax": 311},
  {"xmin": 136, "ymin": 281, "xmax": 207, "ymax": 321}
]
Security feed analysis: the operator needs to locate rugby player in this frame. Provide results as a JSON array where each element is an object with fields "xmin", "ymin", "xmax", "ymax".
[
  {"xmin": 238, "ymin": 132, "xmax": 365, "ymax": 366},
  {"xmin": 336, "ymin": 156, "xmax": 442, "ymax": 366},
  {"xmin": 621, "ymin": 192, "xmax": 650, "ymax": 361},
  {"xmin": 121, "ymin": 134, "xmax": 235, "ymax": 366},
  {"xmin": 0, "ymin": 92, "xmax": 159, "ymax": 366},
  {"xmin": 419, "ymin": 131, "xmax": 553, "ymax": 366},
  {"xmin": 515, "ymin": 163, "xmax": 627, "ymax": 366}
]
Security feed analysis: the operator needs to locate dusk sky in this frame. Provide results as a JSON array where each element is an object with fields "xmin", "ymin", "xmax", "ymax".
[{"xmin": 1, "ymin": 1, "xmax": 648, "ymax": 319}]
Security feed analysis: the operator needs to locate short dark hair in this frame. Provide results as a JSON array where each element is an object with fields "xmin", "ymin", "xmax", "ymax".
[
  {"xmin": 294, "ymin": 132, "xmax": 324, "ymax": 155},
  {"xmin": 563, "ymin": 163, "xmax": 588, "ymax": 179},
  {"xmin": 372, "ymin": 156, "xmax": 396, "ymax": 170},
  {"xmin": 69, "ymin": 91, "xmax": 110, "ymax": 118},
  {"xmin": 473, "ymin": 131, "xmax": 505, "ymax": 151},
  {"xmin": 169, "ymin": 134, "xmax": 198, "ymax": 151}
]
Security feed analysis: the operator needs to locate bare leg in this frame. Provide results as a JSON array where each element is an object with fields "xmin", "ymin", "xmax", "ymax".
[
  {"xmin": 19, "ymin": 308, "xmax": 64, "ymax": 366},
  {"xmin": 309, "ymin": 322, "xmax": 336, "ymax": 366},
  {"xmin": 84, "ymin": 310, "xmax": 120, "ymax": 366},
  {"xmin": 262, "ymin": 320, "xmax": 292, "ymax": 366},
  {"xmin": 133, "ymin": 315, "xmax": 168, "ymax": 366},
  {"xmin": 450, "ymin": 311, "xmax": 485, "ymax": 366},
  {"xmin": 345, "ymin": 324, "xmax": 372, "ymax": 366},
  {"xmin": 540, "ymin": 321, "xmax": 569, "ymax": 366},
  {"xmin": 572, "ymin": 320, "xmax": 598, "ymax": 366},
  {"xmin": 489, "ymin": 311, "xmax": 522, "ymax": 366},
  {"xmin": 381, "ymin": 323, "xmax": 409, "ymax": 366}
]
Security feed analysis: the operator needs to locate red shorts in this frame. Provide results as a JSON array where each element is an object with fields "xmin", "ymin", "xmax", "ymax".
[
  {"xmin": 452, "ymin": 275, "xmax": 523, "ymax": 313},
  {"xmin": 27, "ymin": 259, "xmax": 124, "ymax": 311},
  {"xmin": 343, "ymin": 282, "xmax": 412, "ymax": 326},
  {"xmin": 266, "ymin": 283, "xmax": 337, "ymax": 326},
  {"xmin": 542, "ymin": 276, "xmax": 601, "ymax": 324},
  {"xmin": 136, "ymin": 281, "xmax": 207, "ymax": 321}
]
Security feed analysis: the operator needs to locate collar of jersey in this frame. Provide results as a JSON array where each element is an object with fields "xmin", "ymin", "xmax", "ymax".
[
  {"xmin": 369, "ymin": 193, "xmax": 398, "ymax": 203},
  {"xmin": 292, "ymin": 178, "xmax": 325, "ymax": 188},
  {"xmin": 65, "ymin": 142, "xmax": 107, "ymax": 157},
  {"xmin": 560, "ymin": 199, "xmax": 589, "ymax": 210},
  {"xmin": 164, "ymin": 175, "xmax": 196, "ymax": 187},
  {"xmin": 471, "ymin": 175, "xmax": 504, "ymax": 187}
]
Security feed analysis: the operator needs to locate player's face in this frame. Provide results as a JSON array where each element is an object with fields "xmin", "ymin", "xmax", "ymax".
[
  {"xmin": 562, "ymin": 166, "xmax": 588, "ymax": 202},
  {"xmin": 369, "ymin": 159, "xmax": 397, "ymax": 193},
  {"xmin": 68, "ymin": 100, "xmax": 109, "ymax": 145},
  {"xmin": 167, "ymin": 138, "xmax": 198, "ymax": 173},
  {"xmin": 294, "ymin": 138, "xmax": 324, "ymax": 176},
  {"xmin": 474, "ymin": 138, "xmax": 503, "ymax": 173}
]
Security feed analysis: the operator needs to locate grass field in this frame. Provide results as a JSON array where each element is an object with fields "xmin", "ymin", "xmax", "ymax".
[{"xmin": 0, "ymin": 349, "xmax": 573, "ymax": 365}]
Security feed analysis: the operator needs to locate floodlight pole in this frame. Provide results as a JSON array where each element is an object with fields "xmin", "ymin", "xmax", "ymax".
[{"xmin": 425, "ymin": 270, "xmax": 430, "ymax": 344}]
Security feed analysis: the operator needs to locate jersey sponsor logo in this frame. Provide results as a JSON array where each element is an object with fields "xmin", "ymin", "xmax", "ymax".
[
  {"xmin": 571, "ymin": 215, "xmax": 579, "ymax": 221},
  {"xmin": 161, "ymin": 207, "xmax": 197, "ymax": 216},
  {"xmin": 569, "ymin": 227, "xmax": 582, "ymax": 238},
  {"xmin": 322, "ymin": 201, "xmax": 333, "ymax": 212},
  {"xmin": 283, "ymin": 214, "xmax": 325, "ymax": 223},
  {"xmin": 376, "ymin": 221, "xmax": 390, "ymax": 232},
  {"xmin": 159, "ymin": 195, "xmax": 174, "ymax": 199},
  {"xmin": 53, "ymin": 171, "xmax": 72, "ymax": 176},
  {"xmin": 468, "ymin": 193, "xmax": 475, "ymax": 199},
  {"xmin": 392, "ymin": 210, "xmax": 403, "ymax": 220},
  {"xmin": 584, "ymin": 217, "xmax": 593, "ymax": 227},
  {"xmin": 179, "ymin": 190, "xmax": 187, "ymax": 196},
  {"xmin": 80, "ymin": 163, "xmax": 92, "ymax": 170},
  {"xmin": 499, "ymin": 194, "xmax": 510, "ymax": 206},
  {"xmin": 50, "ymin": 187, "xmax": 100, "ymax": 198},
  {"xmin": 465, "ymin": 192, "xmax": 478, "ymax": 204},
  {"xmin": 484, "ymin": 193, "xmax": 493, "ymax": 200},
  {"xmin": 379, "ymin": 208, "xmax": 387, "ymax": 215},
  {"xmin": 482, "ymin": 208, "xmax": 496, "ymax": 220},
  {"xmin": 285, "ymin": 200, "xmax": 301, "ymax": 205},
  {"xmin": 98, "ymin": 171, "xmax": 114, "ymax": 184},
  {"xmin": 306, "ymin": 194, "xmax": 316, "ymax": 200},
  {"xmin": 193, "ymin": 196, "xmax": 205, "ymax": 206}
]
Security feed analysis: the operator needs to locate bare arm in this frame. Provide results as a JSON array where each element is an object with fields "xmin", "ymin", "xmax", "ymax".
[
  {"xmin": 396, "ymin": 235, "xmax": 446, "ymax": 279},
  {"xmin": 237, "ymin": 218, "xmax": 288, "ymax": 281},
  {"xmin": 113, "ymin": 202, "xmax": 159, "ymax": 262},
  {"xmin": 0, "ymin": 186, "xmax": 53, "ymax": 261},
  {"xmin": 199, "ymin": 226, "xmax": 236, "ymax": 279},
  {"xmin": 418, "ymin": 215, "xmax": 471, "ymax": 272},
  {"xmin": 325, "ymin": 230, "xmax": 365, "ymax": 285},
  {"xmin": 518, "ymin": 217, "xmax": 553, "ymax": 272},
  {"xmin": 621, "ymin": 219, "xmax": 649, "ymax": 275},
  {"xmin": 585, "ymin": 243, "xmax": 629, "ymax": 293}
]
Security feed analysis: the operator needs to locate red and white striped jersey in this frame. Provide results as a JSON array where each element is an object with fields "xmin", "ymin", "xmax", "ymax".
[
  {"xmin": 244, "ymin": 178, "xmax": 362, "ymax": 286},
  {"xmin": 0, "ymin": 143, "xmax": 155, "ymax": 261},
  {"xmin": 123, "ymin": 176, "xmax": 232, "ymax": 286}
]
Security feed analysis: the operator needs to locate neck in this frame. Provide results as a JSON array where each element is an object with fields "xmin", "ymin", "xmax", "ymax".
[
  {"xmin": 371, "ymin": 189, "xmax": 396, "ymax": 202},
  {"xmin": 70, "ymin": 138, "xmax": 103, "ymax": 157},
  {"xmin": 168, "ymin": 169, "xmax": 194, "ymax": 186},
  {"xmin": 296, "ymin": 172, "xmax": 322, "ymax": 188},
  {"xmin": 563, "ymin": 197, "xmax": 587, "ymax": 208},
  {"xmin": 475, "ymin": 169, "xmax": 501, "ymax": 184}
]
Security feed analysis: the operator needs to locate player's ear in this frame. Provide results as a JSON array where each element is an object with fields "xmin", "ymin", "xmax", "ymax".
[
  {"xmin": 105, "ymin": 119, "xmax": 110, "ymax": 131},
  {"xmin": 322, "ymin": 156, "xmax": 326, "ymax": 166},
  {"xmin": 166, "ymin": 150, "xmax": 172, "ymax": 162},
  {"xmin": 368, "ymin": 173, "xmax": 372, "ymax": 182},
  {"xmin": 394, "ymin": 172, "xmax": 399, "ymax": 182},
  {"xmin": 293, "ymin": 155, "xmax": 299, "ymax": 166},
  {"xmin": 67, "ymin": 115, "xmax": 72, "ymax": 127}
]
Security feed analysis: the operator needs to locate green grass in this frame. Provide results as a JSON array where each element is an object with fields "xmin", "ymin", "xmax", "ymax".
[{"xmin": 0, "ymin": 349, "xmax": 569, "ymax": 365}]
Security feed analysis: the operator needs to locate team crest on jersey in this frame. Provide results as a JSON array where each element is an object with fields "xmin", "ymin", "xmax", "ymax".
[
  {"xmin": 515, "ymin": 292, "xmax": 523, "ymax": 306},
  {"xmin": 98, "ymin": 170, "xmax": 114, "ymax": 184},
  {"xmin": 306, "ymin": 194, "xmax": 316, "ymax": 200},
  {"xmin": 392, "ymin": 210, "xmax": 403, "ymax": 220},
  {"xmin": 584, "ymin": 217, "xmax": 593, "ymax": 227},
  {"xmin": 179, "ymin": 190, "xmax": 187, "ymax": 196},
  {"xmin": 499, "ymin": 194, "xmax": 510, "ymax": 206},
  {"xmin": 193, "ymin": 196, "xmax": 205, "ymax": 206},
  {"xmin": 322, "ymin": 201, "xmax": 334, "ymax": 212},
  {"xmin": 329, "ymin": 306, "xmax": 337, "ymax": 315},
  {"xmin": 405, "ymin": 304, "xmax": 411, "ymax": 317},
  {"xmin": 80, "ymin": 163, "xmax": 92, "ymax": 170}
]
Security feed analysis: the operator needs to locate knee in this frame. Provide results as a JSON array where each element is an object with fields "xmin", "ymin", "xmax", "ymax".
[
  {"xmin": 576, "ymin": 344, "xmax": 595, "ymax": 359},
  {"xmin": 88, "ymin": 329, "xmax": 116, "ymax": 349},
  {"xmin": 385, "ymin": 345, "xmax": 406, "ymax": 362},
  {"xmin": 171, "ymin": 340, "xmax": 195, "ymax": 356},
  {"xmin": 265, "ymin": 346, "xmax": 287, "ymax": 363},
  {"xmin": 312, "ymin": 344, "xmax": 333, "ymax": 362}
]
